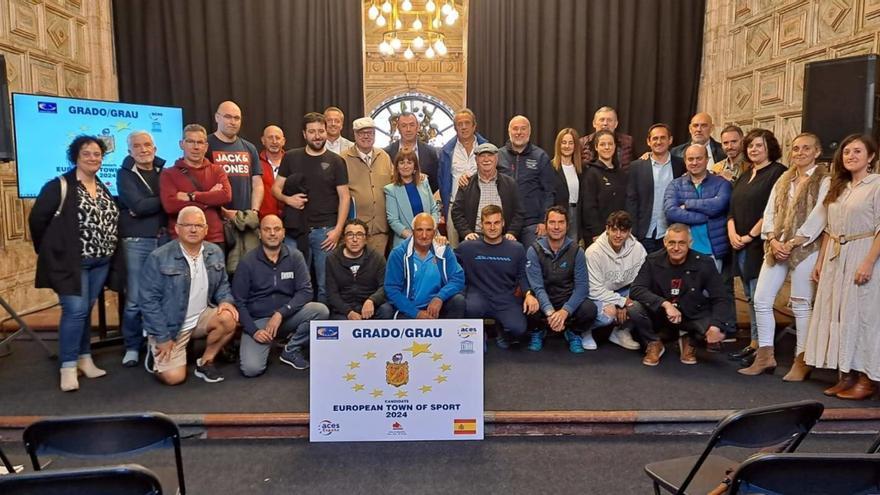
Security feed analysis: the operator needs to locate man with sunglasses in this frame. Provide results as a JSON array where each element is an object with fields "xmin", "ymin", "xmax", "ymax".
[{"xmin": 325, "ymin": 218, "xmax": 393, "ymax": 321}]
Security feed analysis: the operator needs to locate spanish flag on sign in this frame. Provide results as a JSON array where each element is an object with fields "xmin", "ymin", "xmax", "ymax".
[{"xmin": 454, "ymin": 418, "xmax": 477, "ymax": 435}]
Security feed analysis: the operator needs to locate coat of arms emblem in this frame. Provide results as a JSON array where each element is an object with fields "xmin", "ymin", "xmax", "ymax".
[{"xmin": 385, "ymin": 353, "xmax": 409, "ymax": 387}]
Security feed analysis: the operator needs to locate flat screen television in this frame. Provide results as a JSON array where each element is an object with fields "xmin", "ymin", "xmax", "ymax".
[{"xmin": 12, "ymin": 93, "xmax": 184, "ymax": 198}]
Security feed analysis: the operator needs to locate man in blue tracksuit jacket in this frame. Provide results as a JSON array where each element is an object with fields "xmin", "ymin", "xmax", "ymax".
[
  {"xmin": 385, "ymin": 213, "xmax": 466, "ymax": 319},
  {"xmin": 497, "ymin": 115, "xmax": 557, "ymax": 249}
]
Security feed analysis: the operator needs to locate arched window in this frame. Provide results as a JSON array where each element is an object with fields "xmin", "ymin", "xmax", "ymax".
[{"xmin": 370, "ymin": 92, "xmax": 456, "ymax": 148}]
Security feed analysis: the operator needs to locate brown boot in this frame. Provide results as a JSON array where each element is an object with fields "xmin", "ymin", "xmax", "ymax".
[
  {"xmin": 782, "ymin": 352, "xmax": 813, "ymax": 382},
  {"xmin": 679, "ymin": 336, "xmax": 697, "ymax": 365},
  {"xmin": 738, "ymin": 346, "xmax": 776, "ymax": 375},
  {"xmin": 823, "ymin": 371, "xmax": 858, "ymax": 396},
  {"xmin": 836, "ymin": 373, "xmax": 877, "ymax": 400},
  {"xmin": 642, "ymin": 341, "xmax": 665, "ymax": 367}
]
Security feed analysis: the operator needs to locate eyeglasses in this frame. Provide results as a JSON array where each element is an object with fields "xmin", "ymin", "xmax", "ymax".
[
  {"xmin": 344, "ymin": 232, "xmax": 366, "ymax": 239},
  {"xmin": 178, "ymin": 223, "xmax": 206, "ymax": 230}
]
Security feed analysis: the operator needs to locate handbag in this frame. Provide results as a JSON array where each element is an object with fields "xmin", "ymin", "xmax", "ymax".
[{"xmin": 178, "ymin": 167, "xmax": 236, "ymax": 248}]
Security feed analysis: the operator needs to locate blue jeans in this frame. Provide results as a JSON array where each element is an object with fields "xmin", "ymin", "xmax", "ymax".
[
  {"xmin": 239, "ymin": 302, "xmax": 329, "ymax": 377},
  {"xmin": 465, "ymin": 291, "xmax": 526, "ymax": 338},
  {"xmin": 736, "ymin": 250, "xmax": 758, "ymax": 341},
  {"xmin": 121, "ymin": 238, "xmax": 157, "ymax": 351},
  {"xmin": 590, "ymin": 287, "xmax": 631, "ymax": 330},
  {"xmin": 519, "ymin": 223, "xmax": 540, "ymax": 251},
  {"xmin": 308, "ymin": 226, "xmax": 334, "ymax": 303},
  {"xmin": 58, "ymin": 257, "xmax": 110, "ymax": 367}
]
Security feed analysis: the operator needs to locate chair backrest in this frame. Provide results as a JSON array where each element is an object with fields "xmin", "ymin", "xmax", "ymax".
[
  {"xmin": 729, "ymin": 453, "xmax": 880, "ymax": 495},
  {"xmin": 867, "ymin": 430, "xmax": 880, "ymax": 454},
  {"xmin": 0, "ymin": 463, "xmax": 162, "ymax": 495},
  {"xmin": 676, "ymin": 400, "xmax": 824, "ymax": 494},
  {"xmin": 23, "ymin": 412, "xmax": 184, "ymax": 494},
  {"xmin": 709, "ymin": 400, "xmax": 824, "ymax": 450}
]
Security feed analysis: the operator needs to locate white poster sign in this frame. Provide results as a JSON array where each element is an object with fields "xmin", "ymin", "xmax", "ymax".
[{"xmin": 309, "ymin": 319, "xmax": 484, "ymax": 442}]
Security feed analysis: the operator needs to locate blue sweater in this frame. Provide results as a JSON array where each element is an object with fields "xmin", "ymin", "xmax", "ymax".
[
  {"xmin": 384, "ymin": 238, "xmax": 465, "ymax": 318},
  {"xmin": 456, "ymin": 238, "xmax": 529, "ymax": 304},
  {"xmin": 231, "ymin": 245, "xmax": 313, "ymax": 336},
  {"xmin": 663, "ymin": 173, "xmax": 732, "ymax": 258},
  {"xmin": 497, "ymin": 141, "xmax": 557, "ymax": 227}
]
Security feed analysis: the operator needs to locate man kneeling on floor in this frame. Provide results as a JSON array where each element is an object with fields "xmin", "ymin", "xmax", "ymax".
[
  {"xmin": 141, "ymin": 206, "xmax": 238, "ymax": 384},
  {"xmin": 457, "ymin": 204, "xmax": 539, "ymax": 349},
  {"xmin": 628, "ymin": 223, "xmax": 732, "ymax": 366},
  {"xmin": 583, "ymin": 210, "xmax": 646, "ymax": 351},
  {"xmin": 525, "ymin": 206, "xmax": 597, "ymax": 353},
  {"xmin": 385, "ymin": 213, "xmax": 466, "ymax": 319},
  {"xmin": 232, "ymin": 214, "xmax": 329, "ymax": 376}
]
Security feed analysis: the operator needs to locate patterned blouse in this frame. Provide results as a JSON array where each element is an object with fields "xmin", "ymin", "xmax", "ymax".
[{"xmin": 77, "ymin": 181, "xmax": 119, "ymax": 258}]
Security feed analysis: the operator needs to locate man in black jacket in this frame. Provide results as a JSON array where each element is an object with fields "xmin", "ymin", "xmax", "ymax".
[
  {"xmin": 452, "ymin": 143, "xmax": 524, "ymax": 241},
  {"xmin": 670, "ymin": 112, "xmax": 726, "ymax": 165},
  {"xmin": 232, "ymin": 214, "xmax": 329, "ymax": 376},
  {"xmin": 326, "ymin": 219, "xmax": 393, "ymax": 320},
  {"xmin": 116, "ymin": 130, "xmax": 167, "ymax": 367},
  {"xmin": 628, "ymin": 223, "xmax": 733, "ymax": 367},
  {"xmin": 626, "ymin": 124, "xmax": 685, "ymax": 253}
]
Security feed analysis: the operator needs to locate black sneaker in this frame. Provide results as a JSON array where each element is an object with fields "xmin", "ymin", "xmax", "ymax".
[
  {"xmin": 280, "ymin": 346, "xmax": 310, "ymax": 370},
  {"xmin": 194, "ymin": 358, "xmax": 224, "ymax": 383},
  {"xmin": 144, "ymin": 350, "xmax": 156, "ymax": 375}
]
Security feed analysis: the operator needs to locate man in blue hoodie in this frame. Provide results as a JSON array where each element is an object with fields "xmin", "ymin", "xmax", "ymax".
[
  {"xmin": 117, "ymin": 130, "xmax": 166, "ymax": 367},
  {"xmin": 525, "ymin": 206, "xmax": 597, "ymax": 353},
  {"xmin": 232, "ymin": 214, "xmax": 329, "ymax": 376},
  {"xmin": 385, "ymin": 213, "xmax": 465, "ymax": 319}
]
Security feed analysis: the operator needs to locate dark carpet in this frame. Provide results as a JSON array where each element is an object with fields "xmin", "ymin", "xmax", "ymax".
[
  {"xmin": 0, "ymin": 434, "xmax": 874, "ymax": 494},
  {"xmin": 0, "ymin": 333, "xmax": 870, "ymax": 416}
]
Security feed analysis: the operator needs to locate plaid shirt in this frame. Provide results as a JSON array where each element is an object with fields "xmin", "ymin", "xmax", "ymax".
[{"xmin": 475, "ymin": 174, "xmax": 501, "ymax": 233}]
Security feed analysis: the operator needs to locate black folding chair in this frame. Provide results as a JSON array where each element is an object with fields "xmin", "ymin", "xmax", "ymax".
[
  {"xmin": 644, "ymin": 400, "xmax": 825, "ymax": 495},
  {"xmin": 728, "ymin": 453, "xmax": 880, "ymax": 495},
  {"xmin": 0, "ymin": 463, "xmax": 162, "ymax": 494},
  {"xmin": 23, "ymin": 412, "xmax": 185, "ymax": 494}
]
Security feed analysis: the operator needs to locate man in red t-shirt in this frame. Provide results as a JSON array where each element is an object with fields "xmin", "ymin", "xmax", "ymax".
[{"xmin": 258, "ymin": 125, "xmax": 285, "ymax": 218}]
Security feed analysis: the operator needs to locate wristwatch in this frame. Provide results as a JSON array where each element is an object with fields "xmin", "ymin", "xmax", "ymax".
[{"xmin": 187, "ymin": 192, "xmax": 195, "ymax": 202}]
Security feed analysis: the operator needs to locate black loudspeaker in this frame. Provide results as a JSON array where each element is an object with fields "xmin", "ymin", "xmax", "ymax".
[
  {"xmin": 802, "ymin": 54, "xmax": 879, "ymax": 161},
  {"xmin": 0, "ymin": 55, "xmax": 10, "ymax": 161}
]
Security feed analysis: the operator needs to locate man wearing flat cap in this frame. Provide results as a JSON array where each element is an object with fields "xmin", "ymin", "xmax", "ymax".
[
  {"xmin": 342, "ymin": 117, "xmax": 394, "ymax": 255},
  {"xmin": 451, "ymin": 142, "xmax": 524, "ymax": 241}
]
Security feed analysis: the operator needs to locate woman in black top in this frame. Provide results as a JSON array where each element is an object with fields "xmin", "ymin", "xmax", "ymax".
[
  {"xmin": 580, "ymin": 129, "xmax": 627, "ymax": 244},
  {"xmin": 726, "ymin": 128, "xmax": 787, "ymax": 362},
  {"xmin": 551, "ymin": 127, "xmax": 584, "ymax": 240},
  {"xmin": 28, "ymin": 135, "xmax": 120, "ymax": 392}
]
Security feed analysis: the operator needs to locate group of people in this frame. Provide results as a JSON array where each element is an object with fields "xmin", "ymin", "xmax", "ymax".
[{"xmin": 27, "ymin": 101, "xmax": 880, "ymax": 403}]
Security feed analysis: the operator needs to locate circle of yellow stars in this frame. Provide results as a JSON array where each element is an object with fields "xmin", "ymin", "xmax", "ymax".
[{"xmin": 342, "ymin": 341, "xmax": 453, "ymax": 398}]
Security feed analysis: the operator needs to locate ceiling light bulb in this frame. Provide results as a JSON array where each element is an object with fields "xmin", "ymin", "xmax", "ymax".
[
  {"xmin": 412, "ymin": 36, "xmax": 425, "ymax": 50},
  {"xmin": 368, "ymin": 3, "xmax": 379, "ymax": 20},
  {"xmin": 425, "ymin": 46, "xmax": 436, "ymax": 58},
  {"xmin": 401, "ymin": 0, "xmax": 412, "ymax": 11},
  {"xmin": 412, "ymin": 17, "xmax": 423, "ymax": 30},
  {"xmin": 379, "ymin": 40, "xmax": 390, "ymax": 54},
  {"xmin": 390, "ymin": 37, "xmax": 402, "ymax": 50},
  {"xmin": 448, "ymin": 9, "xmax": 458, "ymax": 22},
  {"xmin": 395, "ymin": 18, "xmax": 403, "ymax": 29},
  {"xmin": 441, "ymin": 1, "xmax": 452, "ymax": 15},
  {"xmin": 382, "ymin": 0, "xmax": 392, "ymax": 13},
  {"xmin": 426, "ymin": 0, "xmax": 436, "ymax": 12},
  {"xmin": 376, "ymin": 14, "xmax": 386, "ymax": 27},
  {"xmin": 435, "ymin": 40, "xmax": 447, "ymax": 56},
  {"xmin": 432, "ymin": 18, "xmax": 442, "ymax": 29},
  {"xmin": 404, "ymin": 47, "xmax": 414, "ymax": 60}
]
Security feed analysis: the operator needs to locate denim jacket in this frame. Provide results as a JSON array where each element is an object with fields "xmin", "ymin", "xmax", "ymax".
[{"xmin": 140, "ymin": 240, "xmax": 233, "ymax": 344}]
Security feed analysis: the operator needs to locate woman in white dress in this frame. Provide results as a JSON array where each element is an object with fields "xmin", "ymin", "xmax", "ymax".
[{"xmin": 805, "ymin": 134, "xmax": 880, "ymax": 400}]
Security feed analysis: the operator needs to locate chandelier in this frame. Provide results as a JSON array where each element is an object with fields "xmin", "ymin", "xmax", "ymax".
[{"xmin": 367, "ymin": 0, "xmax": 458, "ymax": 60}]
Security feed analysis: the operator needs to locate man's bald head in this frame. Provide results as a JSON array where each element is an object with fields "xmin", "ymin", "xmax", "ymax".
[
  {"xmin": 508, "ymin": 115, "xmax": 531, "ymax": 149},
  {"xmin": 261, "ymin": 125, "xmax": 286, "ymax": 154},
  {"xmin": 688, "ymin": 112, "xmax": 713, "ymax": 145},
  {"xmin": 215, "ymin": 100, "xmax": 243, "ymax": 140}
]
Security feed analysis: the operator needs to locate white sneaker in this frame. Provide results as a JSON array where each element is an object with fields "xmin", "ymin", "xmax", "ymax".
[
  {"xmin": 609, "ymin": 327, "xmax": 640, "ymax": 351},
  {"xmin": 581, "ymin": 330, "xmax": 598, "ymax": 350}
]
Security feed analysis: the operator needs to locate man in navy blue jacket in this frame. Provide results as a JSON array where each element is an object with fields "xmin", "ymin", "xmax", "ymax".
[
  {"xmin": 497, "ymin": 115, "xmax": 557, "ymax": 249},
  {"xmin": 232, "ymin": 214, "xmax": 329, "ymax": 376},
  {"xmin": 457, "ymin": 205, "xmax": 539, "ymax": 349},
  {"xmin": 117, "ymin": 130, "xmax": 166, "ymax": 367}
]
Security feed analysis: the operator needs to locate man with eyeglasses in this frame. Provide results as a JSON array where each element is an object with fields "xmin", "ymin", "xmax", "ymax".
[
  {"xmin": 232, "ymin": 214, "xmax": 329, "ymax": 375},
  {"xmin": 326, "ymin": 218, "xmax": 393, "ymax": 320},
  {"xmin": 140, "ymin": 206, "xmax": 239, "ymax": 385},
  {"xmin": 206, "ymin": 101, "xmax": 263, "ymax": 273},
  {"xmin": 160, "ymin": 124, "xmax": 232, "ymax": 247}
]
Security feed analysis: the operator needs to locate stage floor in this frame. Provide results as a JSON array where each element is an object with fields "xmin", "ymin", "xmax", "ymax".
[{"xmin": 0, "ymin": 332, "xmax": 868, "ymax": 418}]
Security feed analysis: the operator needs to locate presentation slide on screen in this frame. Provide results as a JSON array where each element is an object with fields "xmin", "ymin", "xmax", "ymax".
[
  {"xmin": 12, "ymin": 93, "xmax": 183, "ymax": 198},
  {"xmin": 310, "ymin": 319, "xmax": 484, "ymax": 442}
]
